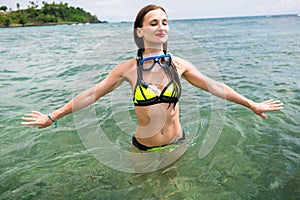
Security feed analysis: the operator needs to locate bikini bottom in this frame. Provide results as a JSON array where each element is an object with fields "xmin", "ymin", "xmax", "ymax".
[{"xmin": 132, "ymin": 130, "xmax": 185, "ymax": 151}]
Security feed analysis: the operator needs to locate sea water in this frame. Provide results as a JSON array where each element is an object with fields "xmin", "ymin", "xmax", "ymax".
[{"xmin": 0, "ymin": 15, "xmax": 299, "ymax": 199}]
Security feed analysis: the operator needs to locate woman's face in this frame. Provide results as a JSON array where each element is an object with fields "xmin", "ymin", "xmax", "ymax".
[{"xmin": 137, "ymin": 9, "xmax": 169, "ymax": 49}]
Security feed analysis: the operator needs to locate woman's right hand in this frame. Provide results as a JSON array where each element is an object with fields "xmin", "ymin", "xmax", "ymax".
[{"xmin": 21, "ymin": 111, "xmax": 53, "ymax": 129}]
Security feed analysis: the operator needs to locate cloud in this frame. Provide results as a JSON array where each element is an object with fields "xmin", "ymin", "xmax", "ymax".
[{"xmin": 276, "ymin": 0, "xmax": 300, "ymax": 12}]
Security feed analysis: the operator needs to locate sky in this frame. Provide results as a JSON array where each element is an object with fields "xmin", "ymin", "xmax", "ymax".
[{"xmin": 1, "ymin": 0, "xmax": 300, "ymax": 22}]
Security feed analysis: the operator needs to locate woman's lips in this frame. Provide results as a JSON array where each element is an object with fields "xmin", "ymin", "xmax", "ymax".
[{"xmin": 156, "ymin": 33, "xmax": 166, "ymax": 38}]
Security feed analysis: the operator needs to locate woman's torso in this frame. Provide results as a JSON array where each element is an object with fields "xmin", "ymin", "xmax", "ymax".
[{"xmin": 123, "ymin": 57, "xmax": 184, "ymax": 147}]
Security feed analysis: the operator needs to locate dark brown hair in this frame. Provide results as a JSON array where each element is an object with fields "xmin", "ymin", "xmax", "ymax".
[
  {"xmin": 133, "ymin": 5, "xmax": 181, "ymax": 108},
  {"xmin": 133, "ymin": 4, "xmax": 168, "ymax": 51}
]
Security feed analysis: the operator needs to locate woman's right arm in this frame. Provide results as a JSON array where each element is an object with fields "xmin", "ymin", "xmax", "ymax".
[{"xmin": 22, "ymin": 60, "xmax": 131, "ymax": 129}]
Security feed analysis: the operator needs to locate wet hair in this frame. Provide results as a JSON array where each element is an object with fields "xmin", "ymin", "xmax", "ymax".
[{"xmin": 133, "ymin": 4, "xmax": 168, "ymax": 52}]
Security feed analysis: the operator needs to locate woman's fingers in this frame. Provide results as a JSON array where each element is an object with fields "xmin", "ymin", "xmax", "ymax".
[
  {"xmin": 32, "ymin": 110, "xmax": 43, "ymax": 116},
  {"xmin": 258, "ymin": 113, "xmax": 268, "ymax": 119},
  {"xmin": 21, "ymin": 121, "xmax": 35, "ymax": 126},
  {"xmin": 253, "ymin": 99, "xmax": 284, "ymax": 118},
  {"xmin": 24, "ymin": 111, "xmax": 43, "ymax": 118},
  {"xmin": 22, "ymin": 117, "xmax": 36, "ymax": 122},
  {"xmin": 263, "ymin": 99, "xmax": 283, "ymax": 110},
  {"xmin": 262, "ymin": 99, "xmax": 274, "ymax": 104},
  {"xmin": 21, "ymin": 111, "xmax": 47, "ymax": 127},
  {"xmin": 24, "ymin": 113, "xmax": 38, "ymax": 118}
]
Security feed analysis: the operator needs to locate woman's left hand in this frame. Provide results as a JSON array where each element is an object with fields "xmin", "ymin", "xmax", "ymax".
[{"xmin": 251, "ymin": 99, "xmax": 284, "ymax": 118}]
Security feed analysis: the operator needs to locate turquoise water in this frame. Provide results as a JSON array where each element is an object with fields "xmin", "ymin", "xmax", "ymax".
[{"xmin": 1, "ymin": 15, "xmax": 299, "ymax": 199}]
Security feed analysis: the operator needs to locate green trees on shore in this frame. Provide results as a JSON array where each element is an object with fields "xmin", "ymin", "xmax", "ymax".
[{"xmin": 0, "ymin": 2, "xmax": 100, "ymax": 27}]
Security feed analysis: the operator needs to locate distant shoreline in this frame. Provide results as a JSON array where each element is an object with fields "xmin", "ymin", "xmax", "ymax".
[
  {"xmin": 0, "ymin": 21, "xmax": 108, "ymax": 28},
  {"xmin": 1, "ymin": 13, "xmax": 297, "ymax": 28},
  {"xmin": 0, "ymin": 2, "xmax": 106, "ymax": 28}
]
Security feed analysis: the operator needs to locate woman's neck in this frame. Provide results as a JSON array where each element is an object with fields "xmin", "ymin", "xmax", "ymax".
[{"xmin": 143, "ymin": 48, "xmax": 164, "ymax": 56}]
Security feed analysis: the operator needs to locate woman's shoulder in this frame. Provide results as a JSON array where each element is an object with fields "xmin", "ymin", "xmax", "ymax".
[
  {"xmin": 173, "ymin": 56, "xmax": 192, "ymax": 66},
  {"xmin": 116, "ymin": 57, "xmax": 136, "ymax": 71},
  {"xmin": 111, "ymin": 57, "xmax": 137, "ymax": 82},
  {"xmin": 172, "ymin": 56, "xmax": 194, "ymax": 76}
]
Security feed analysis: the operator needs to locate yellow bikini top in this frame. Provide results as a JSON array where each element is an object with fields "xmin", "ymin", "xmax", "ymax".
[
  {"xmin": 133, "ymin": 81, "xmax": 180, "ymax": 106},
  {"xmin": 133, "ymin": 53, "xmax": 181, "ymax": 107}
]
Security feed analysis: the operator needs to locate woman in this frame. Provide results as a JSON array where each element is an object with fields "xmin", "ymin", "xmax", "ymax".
[{"xmin": 22, "ymin": 5, "xmax": 283, "ymax": 151}]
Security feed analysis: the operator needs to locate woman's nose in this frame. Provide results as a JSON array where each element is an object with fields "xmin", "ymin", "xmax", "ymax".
[{"xmin": 157, "ymin": 22, "xmax": 165, "ymax": 30}]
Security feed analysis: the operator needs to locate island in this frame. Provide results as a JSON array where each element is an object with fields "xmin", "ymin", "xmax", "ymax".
[{"xmin": 0, "ymin": 1, "xmax": 107, "ymax": 28}]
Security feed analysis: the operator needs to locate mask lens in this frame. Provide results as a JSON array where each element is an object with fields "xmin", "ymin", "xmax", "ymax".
[
  {"xmin": 158, "ymin": 56, "xmax": 171, "ymax": 68},
  {"xmin": 141, "ymin": 59, "xmax": 155, "ymax": 71}
]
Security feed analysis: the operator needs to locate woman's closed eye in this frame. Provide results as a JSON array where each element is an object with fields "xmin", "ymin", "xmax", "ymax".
[{"xmin": 149, "ymin": 19, "xmax": 168, "ymax": 26}]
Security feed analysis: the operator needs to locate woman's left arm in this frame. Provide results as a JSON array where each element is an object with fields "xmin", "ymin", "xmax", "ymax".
[{"xmin": 178, "ymin": 57, "xmax": 283, "ymax": 118}]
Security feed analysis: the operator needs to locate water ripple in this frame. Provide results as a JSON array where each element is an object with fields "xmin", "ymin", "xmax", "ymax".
[{"xmin": 0, "ymin": 16, "xmax": 299, "ymax": 199}]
